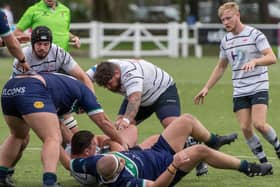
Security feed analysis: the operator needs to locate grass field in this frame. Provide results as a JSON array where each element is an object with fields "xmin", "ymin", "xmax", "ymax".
[{"xmin": 0, "ymin": 56, "xmax": 280, "ymax": 186}]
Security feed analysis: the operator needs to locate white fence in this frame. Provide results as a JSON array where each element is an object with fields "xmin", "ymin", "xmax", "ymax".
[{"xmin": 71, "ymin": 22, "xmax": 280, "ymax": 59}]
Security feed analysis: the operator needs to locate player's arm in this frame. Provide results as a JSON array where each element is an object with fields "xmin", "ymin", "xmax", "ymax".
[
  {"xmin": 89, "ymin": 112, "xmax": 128, "ymax": 150},
  {"xmin": 116, "ymin": 91, "xmax": 141, "ymax": 129},
  {"xmin": 13, "ymin": 28, "xmax": 31, "ymax": 43},
  {"xmin": 241, "ymin": 48, "xmax": 276, "ymax": 72},
  {"xmin": 68, "ymin": 64, "xmax": 95, "ymax": 93},
  {"xmin": 194, "ymin": 58, "xmax": 228, "ymax": 104},
  {"xmin": 124, "ymin": 91, "xmax": 141, "ymax": 122}
]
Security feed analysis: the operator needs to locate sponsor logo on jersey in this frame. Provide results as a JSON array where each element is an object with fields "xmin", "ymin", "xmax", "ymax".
[
  {"xmin": 2, "ymin": 87, "xmax": 26, "ymax": 96},
  {"xmin": 33, "ymin": 101, "xmax": 45, "ymax": 109}
]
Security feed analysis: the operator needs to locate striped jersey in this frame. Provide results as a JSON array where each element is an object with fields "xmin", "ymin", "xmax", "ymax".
[
  {"xmin": 219, "ymin": 26, "xmax": 271, "ymax": 97},
  {"xmin": 86, "ymin": 59, "xmax": 174, "ymax": 106},
  {"xmin": 12, "ymin": 43, "xmax": 77, "ymax": 76}
]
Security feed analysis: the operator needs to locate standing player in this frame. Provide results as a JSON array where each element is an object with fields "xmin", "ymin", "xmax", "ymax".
[
  {"xmin": 0, "ymin": 73, "xmax": 127, "ymax": 187},
  {"xmin": 14, "ymin": 0, "xmax": 80, "ymax": 51},
  {"xmin": 194, "ymin": 2, "xmax": 280, "ymax": 164}
]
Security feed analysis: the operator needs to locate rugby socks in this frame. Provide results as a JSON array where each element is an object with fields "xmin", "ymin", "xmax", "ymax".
[
  {"xmin": 205, "ymin": 133, "xmax": 218, "ymax": 147},
  {"xmin": 0, "ymin": 166, "xmax": 8, "ymax": 180},
  {"xmin": 262, "ymin": 127, "xmax": 280, "ymax": 152},
  {"xmin": 238, "ymin": 160, "xmax": 249, "ymax": 173},
  {"xmin": 43, "ymin": 172, "xmax": 57, "ymax": 185},
  {"xmin": 7, "ymin": 168, "xmax": 14, "ymax": 176},
  {"xmin": 246, "ymin": 134, "xmax": 268, "ymax": 163}
]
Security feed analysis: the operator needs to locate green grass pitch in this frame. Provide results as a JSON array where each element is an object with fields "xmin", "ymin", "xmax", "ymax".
[{"xmin": 0, "ymin": 56, "xmax": 279, "ymax": 186}]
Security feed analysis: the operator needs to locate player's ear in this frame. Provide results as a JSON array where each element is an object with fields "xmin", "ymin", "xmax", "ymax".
[{"xmin": 115, "ymin": 68, "xmax": 121, "ymax": 78}]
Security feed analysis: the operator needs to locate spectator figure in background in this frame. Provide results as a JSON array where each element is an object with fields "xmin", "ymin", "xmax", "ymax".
[
  {"xmin": 0, "ymin": 72, "xmax": 127, "ymax": 187},
  {"xmin": 0, "ymin": 10, "xmax": 30, "ymax": 71},
  {"xmin": 14, "ymin": 0, "xmax": 80, "ymax": 51},
  {"xmin": 70, "ymin": 114, "xmax": 271, "ymax": 186},
  {"xmin": 194, "ymin": 2, "xmax": 280, "ymax": 164}
]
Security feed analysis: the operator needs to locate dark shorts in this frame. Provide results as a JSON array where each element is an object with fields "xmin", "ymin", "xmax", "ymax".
[
  {"xmin": 151, "ymin": 135, "xmax": 187, "ymax": 186},
  {"xmin": 1, "ymin": 78, "xmax": 57, "ymax": 118},
  {"xmin": 118, "ymin": 84, "xmax": 180, "ymax": 124},
  {"xmin": 233, "ymin": 91, "xmax": 269, "ymax": 112}
]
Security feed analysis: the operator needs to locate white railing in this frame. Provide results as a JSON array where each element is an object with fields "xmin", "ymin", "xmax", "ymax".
[{"xmin": 70, "ymin": 22, "xmax": 280, "ymax": 59}]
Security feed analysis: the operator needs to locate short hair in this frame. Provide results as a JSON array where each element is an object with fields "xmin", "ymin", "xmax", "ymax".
[
  {"xmin": 71, "ymin": 130, "xmax": 95, "ymax": 155},
  {"xmin": 93, "ymin": 62, "xmax": 117, "ymax": 86},
  {"xmin": 218, "ymin": 2, "xmax": 239, "ymax": 18}
]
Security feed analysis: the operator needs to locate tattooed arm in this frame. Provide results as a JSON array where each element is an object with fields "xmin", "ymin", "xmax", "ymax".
[{"xmin": 115, "ymin": 91, "xmax": 142, "ymax": 130}]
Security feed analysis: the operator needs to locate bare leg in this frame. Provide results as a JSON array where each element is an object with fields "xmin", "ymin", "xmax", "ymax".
[
  {"xmin": 0, "ymin": 116, "xmax": 30, "ymax": 168},
  {"xmin": 162, "ymin": 114, "xmax": 211, "ymax": 153},
  {"xmin": 22, "ymin": 112, "xmax": 62, "ymax": 173}
]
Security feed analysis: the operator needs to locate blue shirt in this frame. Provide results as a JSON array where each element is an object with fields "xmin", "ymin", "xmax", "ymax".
[
  {"xmin": 0, "ymin": 10, "xmax": 11, "ymax": 37},
  {"xmin": 71, "ymin": 136, "xmax": 186, "ymax": 187},
  {"xmin": 1, "ymin": 73, "xmax": 103, "ymax": 117}
]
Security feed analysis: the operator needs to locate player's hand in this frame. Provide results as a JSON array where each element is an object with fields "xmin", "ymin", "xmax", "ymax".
[
  {"xmin": 16, "ymin": 34, "xmax": 31, "ymax": 44},
  {"xmin": 70, "ymin": 36, "xmax": 81, "ymax": 48},
  {"xmin": 16, "ymin": 61, "xmax": 31, "ymax": 73},
  {"xmin": 241, "ymin": 60, "xmax": 256, "ymax": 72},
  {"xmin": 115, "ymin": 117, "xmax": 130, "ymax": 130},
  {"xmin": 173, "ymin": 151, "xmax": 190, "ymax": 168},
  {"xmin": 194, "ymin": 87, "xmax": 208, "ymax": 104}
]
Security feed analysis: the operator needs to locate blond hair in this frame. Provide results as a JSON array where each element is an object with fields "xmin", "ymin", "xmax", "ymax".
[{"xmin": 218, "ymin": 2, "xmax": 239, "ymax": 17}]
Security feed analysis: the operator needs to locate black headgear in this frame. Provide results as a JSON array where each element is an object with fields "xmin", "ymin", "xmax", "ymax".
[{"xmin": 31, "ymin": 26, "xmax": 52, "ymax": 47}]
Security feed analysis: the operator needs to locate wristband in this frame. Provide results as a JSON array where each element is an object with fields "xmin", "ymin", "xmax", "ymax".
[
  {"xmin": 167, "ymin": 167, "xmax": 175, "ymax": 175},
  {"xmin": 1, "ymin": 40, "xmax": 5, "ymax": 47},
  {"xmin": 171, "ymin": 163, "xmax": 178, "ymax": 170},
  {"xmin": 18, "ymin": 57, "xmax": 26, "ymax": 64},
  {"xmin": 167, "ymin": 165, "xmax": 177, "ymax": 175},
  {"xmin": 122, "ymin": 117, "xmax": 130, "ymax": 124}
]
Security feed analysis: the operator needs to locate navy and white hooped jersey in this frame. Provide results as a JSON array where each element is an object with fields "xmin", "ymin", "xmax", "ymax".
[
  {"xmin": 219, "ymin": 26, "xmax": 271, "ymax": 97},
  {"xmin": 0, "ymin": 10, "xmax": 11, "ymax": 37},
  {"xmin": 12, "ymin": 44, "xmax": 77, "ymax": 76},
  {"xmin": 86, "ymin": 59, "xmax": 174, "ymax": 106},
  {"xmin": 1, "ymin": 73, "xmax": 103, "ymax": 117}
]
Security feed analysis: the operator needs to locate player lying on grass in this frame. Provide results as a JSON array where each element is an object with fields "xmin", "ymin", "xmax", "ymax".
[{"xmin": 63, "ymin": 114, "xmax": 271, "ymax": 186}]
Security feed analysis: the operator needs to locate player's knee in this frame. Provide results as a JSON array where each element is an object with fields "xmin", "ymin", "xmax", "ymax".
[
  {"xmin": 181, "ymin": 113, "xmax": 196, "ymax": 125},
  {"xmin": 188, "ymin": 144, "xmax": 209, "ymax": 157},
  {"xmin": 240, "ymin": 126, "xmax": 253, "ymax": 136},
  {"xmin": 253, "ymin": 121, "xmax": 267, "ymax": 133}
]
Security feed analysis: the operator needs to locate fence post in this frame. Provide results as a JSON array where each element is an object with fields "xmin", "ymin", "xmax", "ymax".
[
  {"xmin": 181, "ymin": 22, "xmax": 189, "ymax": 57},
  {"xmin": 193, "ymin": 22, "xmax": 202, "ymax": 58},
  {"xmin": 168, "ymin": 22, "xmax": 179, "ymax": 57},
  {"xmin": 277, "ymin": 22, "xmax": 280, "ymax": 58},
  {"xmin": 89, "ymin": 21, "xmax": 99, "ymax": 59},
  {"xmin": 134, "ymin": 23, "xmax": 141, "ymax": 57}
]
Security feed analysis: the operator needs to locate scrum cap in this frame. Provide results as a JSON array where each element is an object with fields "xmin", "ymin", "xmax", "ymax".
[{"xmin": 31, "ymin": 26, "xmax": 52, "ymax": 47}]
